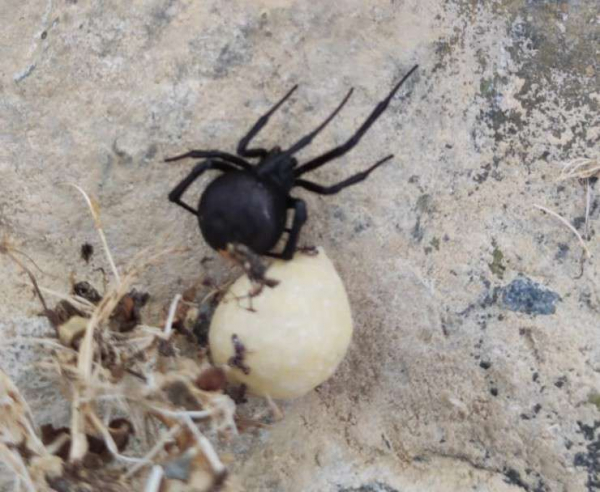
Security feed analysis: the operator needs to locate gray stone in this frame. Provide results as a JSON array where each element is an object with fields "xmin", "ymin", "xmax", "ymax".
[{"xmin": 501, "ymin": 275, "xmax": 560, "ymax": 315}]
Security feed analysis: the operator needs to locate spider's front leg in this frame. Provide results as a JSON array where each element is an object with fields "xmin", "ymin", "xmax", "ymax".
[
  {"xmin": 168, "ymin": 160, "xmax": 237, "ymax": 215},
  {"xmin": 237, "ymin": 85, "xmax": 298, "ymax": 159},
  {"xmin": 165, "ymin": 150, "xmax": 252, "ymax": 170},
  {"xmin": 268, "ymin": 199, "xmax": 307, "ymax": 260}
]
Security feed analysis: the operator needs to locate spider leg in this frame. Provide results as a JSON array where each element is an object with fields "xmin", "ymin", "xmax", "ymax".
[
  {"xmin": 237, "ymin": 85, "xmax": 299, "ymax": 159},
  {"xmin": 294, "ymin": 64, "xmax": 418, "ymax": 177},
  {"xmin": 294, "ymin": 155, "xmax": 393, "ymax": 195},
  {"xmin": 257, "ymin": 88, "xmax": 354, "ymax": 176},
  {"xmin": 168, "ymin": 160, "xmax": 237, "ymax": 215},
  {"xmin": 265, "ymin": 199, "xmax": 307, "ymax": 260},
  {"xmin": 165, "ymin": 150, "xmax": 252, "ymax": 171}
]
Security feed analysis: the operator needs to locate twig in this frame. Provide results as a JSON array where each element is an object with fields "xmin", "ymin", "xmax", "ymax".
[{"xmin": 534, "ymin": 204, "xmax": 591, "ymax": 259}]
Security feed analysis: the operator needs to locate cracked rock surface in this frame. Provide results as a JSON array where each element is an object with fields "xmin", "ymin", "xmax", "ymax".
[{"xmin": 1, "ymin": 0, "xmax": 599, "ymax": 490}]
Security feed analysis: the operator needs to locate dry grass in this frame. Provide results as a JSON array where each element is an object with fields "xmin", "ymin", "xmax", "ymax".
[
  {"xmin": 557, "ymin": 156, "xmax": 600, "ymax": 181},
  {"xmin": 533, "ymin": 204, "xmax": 591, "ymax": 259},
  {"xmin": 0, "ymin": 186, "xmax": 265, "ymax": 492},
  {"xmin": 534, "ymin": 155, "xmax": 600, "ymax": 261}
]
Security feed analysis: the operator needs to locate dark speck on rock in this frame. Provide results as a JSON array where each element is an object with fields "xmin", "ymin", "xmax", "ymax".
[
  {"xmin": 333, "ymin": 207, "xmax": 346, "ymax": 221},
  {"xmin": 338, "ymin": 483, "xmax": 399, "ymax": 492},
  {"xmin": 354, "ymin": 220, "xmax": 370, "ymax": 234},
  {"xmin": 143, "ymin": 144, "xmax": 158, "ymax": 162},
  {"xmin": 555, "ymin": 243, "xmax": 569, "ymax": 261},
  {"xmin": 555, "ymin": 376, "xmax": 567, "ymax": 388},
  {"xmin": 500, "ymin": 275, "xmax": 560, "ymax": 316},
  {"xmin": 573, "ymin": 216, "xmax": 586, "ymax": 230},
  {"xmin": 411, "ymin": 217, "xmax": 424, "ymax": 242},
  {"xmin": 574, "ymin": 421, "xmax": 600, "ymax": 492},
  {"xmin": 416, "ymin": 194, "xmax": 433, "ymax": 213},
  {"xmin": 502, "ymin": 468, "xmax": 530, "ymax": 490}
]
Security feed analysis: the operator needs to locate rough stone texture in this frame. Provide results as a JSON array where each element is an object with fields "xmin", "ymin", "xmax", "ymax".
[
  {"xmin": 500, "ymin": 275, "xmax": 561, "ymax": 315},
  {"xmin": 1, "ymin": 0, "xmax": 599, "ymax": 491}
]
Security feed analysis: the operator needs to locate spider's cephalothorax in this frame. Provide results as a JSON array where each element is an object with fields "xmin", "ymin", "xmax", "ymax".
[{"xmin": 167, "ymin": 65, "xmax": 418, "ymax": 260}]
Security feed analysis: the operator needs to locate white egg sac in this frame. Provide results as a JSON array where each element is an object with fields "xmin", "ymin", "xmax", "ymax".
[{"xmin": 209, "ymin": 247, "xmax": 353, "ymax": 400}]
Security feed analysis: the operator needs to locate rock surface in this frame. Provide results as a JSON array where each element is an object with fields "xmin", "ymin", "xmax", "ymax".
[{"xmin": 1, "ymin": 0, "xmax": 599, "ymax": 491}]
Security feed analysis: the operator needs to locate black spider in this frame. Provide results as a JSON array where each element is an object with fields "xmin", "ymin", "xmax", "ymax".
[{"xmin": 166, "ymin": 65, "xmax": 418, "ymax": 260}]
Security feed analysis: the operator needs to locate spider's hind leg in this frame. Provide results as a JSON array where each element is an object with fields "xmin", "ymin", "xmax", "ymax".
[
  {"xmin": 294, "ymin": 155, "xmax": 393, "ymax": 195},
  {"xmin": 168, "ymin": 160, "xmax": 237, "ymax": 215},
  {"xmin": 294, "ymin": 64, "xmax": 418, "ymax": 177},
  {"xmin": 266, "ymin": 199, "xmax": 307, "ymax": 260}
]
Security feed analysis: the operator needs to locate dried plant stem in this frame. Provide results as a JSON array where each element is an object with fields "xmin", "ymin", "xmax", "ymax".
[
  {"xmin": 534, "ymin": 204, "xmax": 591, "ymax": 259},
  {"xmin": 585, "ymin": 178, "xmax": 592, "ymax": 240},
  {"xmin": 69, "ymin": 392, "xmax": 88, "ymax": 462},
  {"xmin": 6, "ymin": 246, "xmax": 52, "ymax": 277},
  {"xmin": 558, "ymin": 156, "xmax": 600, "ymax": 181},
  {"xmin": 1, "ymin": 247, "xmax": 49, "ymax": 312},
  {"xmin": 151, "ymin": 407, "xmax": 214, "ymax": 421},
  {"xmin": 70, "ymin": 279, "xmax": 134, "ymax": 462},
  {"xmin": 68, "ymin": 246, "xmax": 184, "ymax": 463},
  {"xmin": 67, "ymin": 183, "xmax": 121, "ymax": 284},
  {"xmin": 45, "ymin": 433, "xmax": 71, "ymax": 455},
  {"xmin": 181, "ymin": 414, "xmax": 226, "ymax": 478},
  {"xmin": 163, "ymin": 294, "xmax": 182, "ymax": 339},
  {"xmin": 144, "ymin": 465, "xmax": 164, "ymax": 492},
  {"xmin": 87, "ymin": 410, "xmax": 144, "ymax": 465},
  {"xmin": 0, "ymin": 446, "xmax": 36, "ymax": 492},
  {"xmin": 39, "ymin": 286, "xmax": 96, "ymax": 311},
  {"xmin": 0, "ymin": 369, "xmax": 48, "ymax": 491},
  {"xmin": 124, "ymin": 424, "xmax": 182, "ymax": 479},
  {"xmin": 0, "ymin": 370, "xmax": 44, "ymax": 454},
  {"xmin": 0, "ymin": 337, "xmax": 76, "ymax": 353}
]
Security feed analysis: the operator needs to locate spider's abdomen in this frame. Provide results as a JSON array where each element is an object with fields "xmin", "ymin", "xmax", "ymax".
[{"xmin": 198, "ymin": 172, "xmax": 288, "ymax": 254}]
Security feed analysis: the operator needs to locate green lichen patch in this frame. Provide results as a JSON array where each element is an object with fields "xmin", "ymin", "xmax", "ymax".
[
  {"xmin": 489, "ymin": 245, "xmax": 506, "ymax": 279},
  {"xmin": 588, "ymin": 391, "xmax": 600, "ymax": 411}
]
